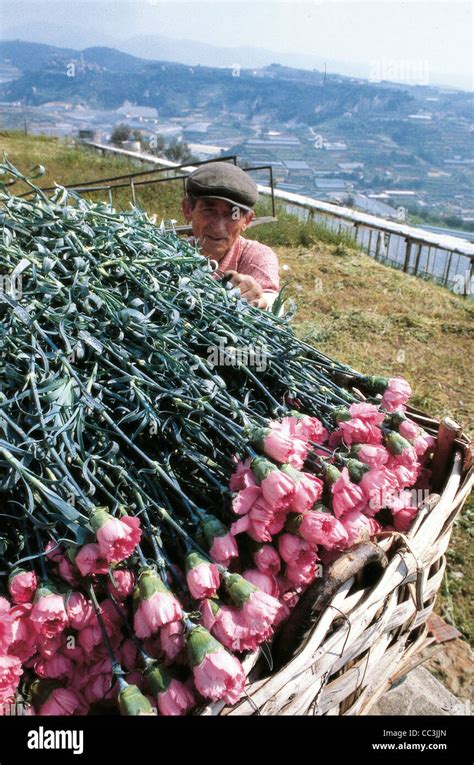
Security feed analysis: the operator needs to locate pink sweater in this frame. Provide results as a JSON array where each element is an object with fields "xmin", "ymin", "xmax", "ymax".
[{"xmin": 189, "ymin": 236, "xmax": 280, "ymax": 295}]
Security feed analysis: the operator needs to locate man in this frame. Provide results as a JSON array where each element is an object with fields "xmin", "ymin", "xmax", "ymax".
[{"xmin": 182, "ymin": 162, "xmax": 280, "ymax": 309}]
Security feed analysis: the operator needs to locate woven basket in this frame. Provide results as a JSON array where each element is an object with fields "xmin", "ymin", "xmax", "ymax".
[{"xmin": 198, "ymin": 408, "xmax": 473, "ymax": 716}]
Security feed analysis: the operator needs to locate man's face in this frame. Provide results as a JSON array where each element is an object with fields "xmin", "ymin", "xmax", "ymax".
[{"xmin": 182, "ymin": 197, "xmax": 254, "ymax": 260}]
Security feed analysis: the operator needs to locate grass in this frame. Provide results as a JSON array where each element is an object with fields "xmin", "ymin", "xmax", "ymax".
[
  {"xmin": 0, "ymin": 130, "xmax": 184, "ymax": 221},
  {"xmin": 248, "ymin": 199, "xmax": 359, "ymax": 249},
  {"xmin": 1, "ymin": 131, "xmax": 473, "ymax": 643}
]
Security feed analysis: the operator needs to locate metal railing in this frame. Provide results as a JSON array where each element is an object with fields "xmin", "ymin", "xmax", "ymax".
[
  {"xmin": 275, "ymin": 191, "xmax": 474, "ymax": 295},
  {"xmin": 18, "ymin": 145, "xmax": 277, "ymax": 231}
]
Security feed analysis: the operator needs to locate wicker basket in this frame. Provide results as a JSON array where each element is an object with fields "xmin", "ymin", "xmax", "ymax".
[{"xmin": 198, "ymin": 408, "xmax": 473, "ymax": 716}]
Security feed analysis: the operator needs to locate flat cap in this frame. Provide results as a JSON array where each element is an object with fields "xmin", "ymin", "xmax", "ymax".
[{"xmin": 185, "ymin": 162, "xmax": 258, "ymax": 211}]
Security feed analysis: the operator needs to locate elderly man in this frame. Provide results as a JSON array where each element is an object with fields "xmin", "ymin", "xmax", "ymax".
[{"xmin": 182, "ymin": 162, "xmax": 280, "ymax": 309}]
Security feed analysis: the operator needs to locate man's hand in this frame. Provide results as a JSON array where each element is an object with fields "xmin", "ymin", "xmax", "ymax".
[{"xmin": 224, "ymin": 270, "xmax": 268, "ymax": 309}]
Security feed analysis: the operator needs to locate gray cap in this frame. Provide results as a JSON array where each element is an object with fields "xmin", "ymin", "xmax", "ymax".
[{"xmin": 185, "ymin": 162, "xmax": 258, "ymax": 211}]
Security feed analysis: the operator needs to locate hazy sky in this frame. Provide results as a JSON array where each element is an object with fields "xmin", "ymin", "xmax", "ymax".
[{"xmin": 1, "ymin": 0, "xmax": 473, "ymax": 89}]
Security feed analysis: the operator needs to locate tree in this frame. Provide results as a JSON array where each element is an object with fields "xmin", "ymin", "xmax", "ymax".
[
  {"xmin": 165, "ymin": 138, "xmax": 194, "ymax": 163},
  {"xmin": 111, "ymin": 123, "xmax": 131, "ymax": 145}
]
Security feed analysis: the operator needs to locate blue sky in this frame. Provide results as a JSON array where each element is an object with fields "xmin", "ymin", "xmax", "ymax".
[{"xmin": 1, "ymin": 0, "xmax": 472, "ymax": 90}]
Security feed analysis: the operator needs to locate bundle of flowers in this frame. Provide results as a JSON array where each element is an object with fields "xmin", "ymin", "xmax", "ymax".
[{"xmin": 0, "ymin": 159, "xmax": 435, "ymax": 716}]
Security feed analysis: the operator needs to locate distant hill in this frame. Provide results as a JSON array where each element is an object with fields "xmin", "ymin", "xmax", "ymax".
[
  {"xmin": 0, "ymin": 40, "xmax": 415, "ymax": 121},
  {"xmin": 0, "ymin": 40, "xmax": 78, "ymax": 72},
  {"xmin": 0, "ymin": 41, "xmax": 149, "ymax": 74},
  {"xmin": 2, "ymin": 25, "xmax": 471, "ymax": 90},
  {"xmin": 0, "ymin": 27, "xmax": 399, "ymax": 82}
]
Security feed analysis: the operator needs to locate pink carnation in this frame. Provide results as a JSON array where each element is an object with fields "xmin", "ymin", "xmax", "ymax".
[
  {"xmin": 96, "ymin": 515, "xmax": 142, "ymax": 563},
  {"xmin": 299, "ymin": 511, "xmax": 349, "ymax": 551},
  {"xmin": 75, "ymin": 543, "xmax": 109, "ymax": 576},
  {"xmin": 360, "ymin": 467, "xmax": 399, "ymax": 515},
  {"xmin": 0, "ymin": 602, "xmax": 14, "ymax": 653},
  {"xmin": 106, "ymin": 568, "xmax": 135, "ymax": 601},
  {"xmin": 260, "ymin": 470, "xmax": 295, "ymax": 509},
  {"xmin": 134, "ymin": 591, "xmax": 183, "ymax": 638},
  {"xmin": 254, "ymin": 545, "xmax": 281, "ymax": 576},
  {"xmin": 57, "ymin": 556, "xmax": 80, "ymax": 586},
  {"xmin": 331, "ymin": 467, "xmax": 367, "ymax": 518},
  {"xmin": 386, "ymin": 459, "xmax": 420, "ymax": 490},
  {"xmin": 65, "ymin": 592, "xmax": 94, "ymax": 631},
  {"xmin": 229, "ymin": 458, "xmax": 257, "ymax": 491},
  {"xmin": 263, "ymin": 425, "xmax": 307, "ymax": 468},
  {"xmin": 399, "ymin": 419, "xmax": 419, "ymax": 440},
  {"xmin": 230, "ymin": 496, "xmax": 276, "ymax": 543},
  {"xmin": 392, "ymin": 505, "xmax": 419, "ymax": 532},
  {"xmin": 232, "ymin": 485, "xmax": 261, "ymax": 515},
  {"xmin": 278, "ymin": 533, "xmax": 317, "ymax": 568},
  {"xmin": 381, "ymin": 377, "xmax": 412, "ymax": 413},
  {"xmin": 192, "ymin": 648, "xmax": 246, "ymax": 705},
  {"xmin": 83, "ymin": 673, "xmax": 117, "ymax": 705},
  {"xmin": 186, "ymin": 561, "xmax": 220, "ymax": 600},
  {"xmin": 38, "ymin": 688, "xmax": 87, "ymax": 716},
  {"xmin": 286, "ymin": 561, "xmax": 318, "ymax": 587},
  {"xmin": 242, "ymin": 569, "xmax": 279, "ymax": 598},
  {"xmin": 160, "ymin": 621, "xmax": 186, "ymax": 665},
  {"xmin": 413, "ymin": 433, "xmax": 436, "ymax": 459},
  {"xmin": 30, "ymin": 591, "xmax": 68, "ymax": 639},
  {"xmin": 391, "ymin": 444, "xmax": 419, "ymax": 468},
  {"xmin": 341, "ymin": 510, "xmax": 381, "ymax": 546},
  {"xmin": 36, "ymin": 632, "xmax": 64, "ymax": 659},
  {"xmin": 348, "ymin": 402, "xmax": 385, "ymax": 424},
  {"xmin": 280, "ymin": 415, "xmax": 328, "ymax": 444},
  {"xmin": 8, "ymin": 570, "xmax": 38, "ymax": 604},
  {"xmin": 239, "ymin": 588, "xmax": 283, "ymax": 634},
  {"xmin": 199, "ymin": 601, "xmax": 266, "ymax": 654},
  {"xmin": 356, "ymin": 444, "xmax": 390, "ymax": 469},
  {"xmin": 157, "ymin": 678, "xmax": 195, "ymax": 716},
  {"xmin": 8, "ymin": 605, "xmax": 37, "ymax": 662},
  {"xmin": 339, "ymin": 418, "xmax": 383, "ymax": 446},
  {"xmin": 0, "ymin": 655, "xmax": 23, "ymax": 704},
  {"xmin": 34, "ymin": 653, "xmax": 73, "ymax": 680},
  {"xmin": 209, "ymin": 532, "xmax": 239, "ymax": 566},
  {"xmin": 290, "ymin": 472, "xmax": 324, "ymax": 513}
]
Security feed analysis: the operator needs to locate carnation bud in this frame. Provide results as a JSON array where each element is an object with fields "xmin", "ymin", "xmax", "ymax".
[
  {"xmin": 385, "ymin": 432, "xmax": 412, "ymax": 456},
  {"xmin": 333, "ymin": 406, "xmax": 351, "ymax": 423},
  {"xmin": 118, "ymin": 684, "xmax": 155, "ymax": 715},
  {"xmin": 345, "ymin": 458, "xmax": 371, "ymax": 483}
]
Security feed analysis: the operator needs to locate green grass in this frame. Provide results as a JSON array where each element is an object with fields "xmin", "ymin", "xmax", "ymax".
[
  {"xmin": 248, "ymin": 199, "xmax": 358, "ymax": 249},
  {"xmin": 0, "ymin": 130, "xmax": 184, "ymax": 221},
  {"xmin": 1, "ymin": 131, "xmax": 472, "ymax": 643}
]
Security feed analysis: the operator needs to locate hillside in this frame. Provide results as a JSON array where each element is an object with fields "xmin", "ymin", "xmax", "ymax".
[
  {"xmin": 1, "ymin": 42, "xmax": 413, "ymax": 122},
  {"xmin": 0, "ymin": 132, "xmax": 472, "ymax": 654},
  {"xmin": 1, "ymin": 40, "xmax": 472, "ymax": 223}
]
